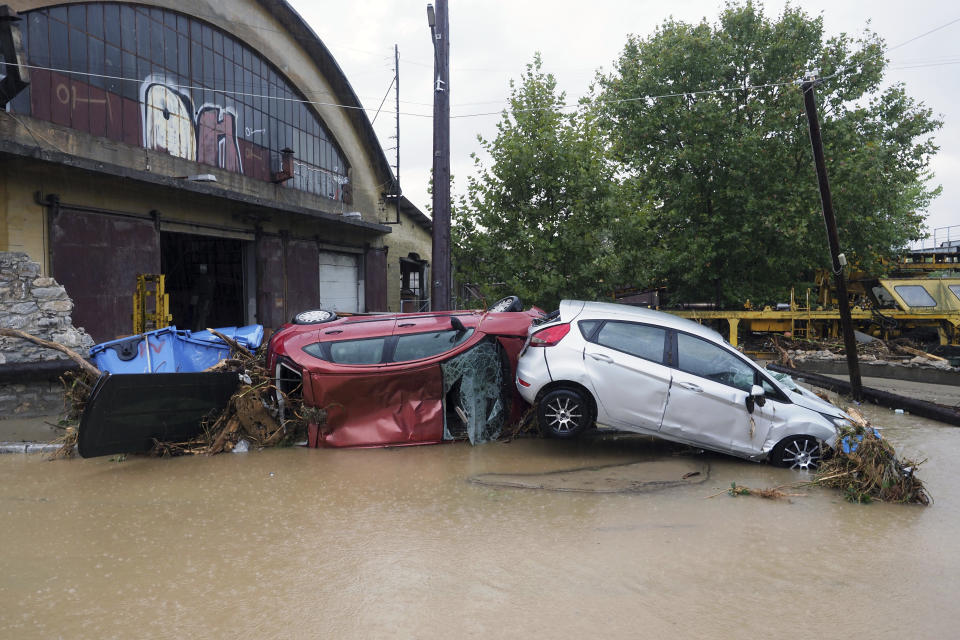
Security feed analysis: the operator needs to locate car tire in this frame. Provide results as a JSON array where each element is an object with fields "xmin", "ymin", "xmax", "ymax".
[
  {"xmin": 292, "ymin": 309, "xmax": 338, "ymax": 325},
  {"xmin": 770, "ymin": 435, "xmax": 822, "ymax": 471},
  {"xmin": 488, "ymin": 295, "xmax": 523, "ymax": 313},
  {"xmin": 538, "ymin": 388, "xmax": 593, "ymax": 438}
]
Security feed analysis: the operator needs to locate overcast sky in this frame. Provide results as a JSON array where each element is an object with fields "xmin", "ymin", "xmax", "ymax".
[{"xmin": 289, "ymin": 1, "xmax": 959, "ymax": 245}]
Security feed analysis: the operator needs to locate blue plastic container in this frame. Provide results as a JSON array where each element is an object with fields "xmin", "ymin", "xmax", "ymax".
[
  {"xmin": 171, "ymin": 334, "xmax": 230, "ymax": 372},
  {"xmin": 89, "ymin": 324, "xmax": 263, "ymax": 374},
  {"xmin": 181, "ymin": 325, "xmax": 264, "ymax": 351},
  {"xmin": 89, "ymin": 327, "xmax": 181, "ymax": 374}
]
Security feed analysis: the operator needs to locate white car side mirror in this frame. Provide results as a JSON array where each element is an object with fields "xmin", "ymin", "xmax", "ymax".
[{"xmin": 747, "ymin": 385, "xmax": 766, "ymax": 413}]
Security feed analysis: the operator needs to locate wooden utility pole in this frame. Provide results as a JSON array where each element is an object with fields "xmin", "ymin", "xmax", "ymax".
[
  {"xmin": 428, "ymin": 1, "xmax": 450, "ymax": 310},
  {"xmin": 801, "ymin": 73, "xmax": 863, "ymax": 401}
]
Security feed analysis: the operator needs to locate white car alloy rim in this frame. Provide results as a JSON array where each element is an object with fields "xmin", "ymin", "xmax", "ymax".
[
  {"xmin": 782, "ymin": 438, "xmax": 821, "ymax": 470},
  {"xmin": 545, "ymin": 396, "xmax": 582, "ymax": 434}
]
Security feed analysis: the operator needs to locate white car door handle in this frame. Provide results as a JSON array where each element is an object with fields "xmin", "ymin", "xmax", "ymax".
[
  {"xmin": 679, "ymin": 381, "xmax": 703, "ymax": 392},
  {"xmin": 588, "ymin": 352, "xmax": 613, "ymax": 363}
]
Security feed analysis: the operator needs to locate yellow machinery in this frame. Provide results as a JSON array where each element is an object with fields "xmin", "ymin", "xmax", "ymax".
[
  {"xmin": 133, "ymin": 274, "xmax": 172, "ymax": 334},
  {"xmin": 669, "ymin": 274, "xmax": 960, "ymax": 348},
  {"xmin": 664, "ymin": 235, "xmax": 960, "ymax": 347}
]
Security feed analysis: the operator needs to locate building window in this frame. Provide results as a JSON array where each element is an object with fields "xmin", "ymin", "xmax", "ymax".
[
  {"xmin": 400, "ymin": 254, "xmax": 427, "ymax": 312},
  {"xmin": 14, "ymin": 2, "xmax": 350, "ymax": 201}
]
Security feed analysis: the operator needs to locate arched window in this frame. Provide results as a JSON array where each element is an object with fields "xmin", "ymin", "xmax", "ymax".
[{"xmin": 11, "ymin": 3, "xmax": 350, "ymax": 201}]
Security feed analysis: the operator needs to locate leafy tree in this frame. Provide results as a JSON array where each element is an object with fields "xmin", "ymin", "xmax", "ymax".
[
  {"xmin": 453, "ymin": 54, "xmax": 639, "ymax": 310},
  {"xmin": 596, "ymin": 1, "xmax": 941, "ymax": 306}
]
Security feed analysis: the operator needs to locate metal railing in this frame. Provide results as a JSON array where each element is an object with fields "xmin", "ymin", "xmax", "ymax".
[
  {"xmin": 933, "ymin": 225, "xmax": 960, "ymax": 248},
  {"xmin": 400, "ymin": 298, "xmax": 430, "ymax": 313},
  {"xmin": 915, "ymin": 225, "xmax": 960, "ymax": 250}
]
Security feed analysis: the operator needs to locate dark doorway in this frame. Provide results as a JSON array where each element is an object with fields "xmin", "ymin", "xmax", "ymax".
[{"xmin": 160, "ymin": 232, "xmax": 245, "ymax": 331}]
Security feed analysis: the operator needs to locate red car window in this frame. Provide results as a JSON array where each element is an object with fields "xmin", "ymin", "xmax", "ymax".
[{"xmin": 394, "ymin": 329, "xmax": 475, "ymax": 362}]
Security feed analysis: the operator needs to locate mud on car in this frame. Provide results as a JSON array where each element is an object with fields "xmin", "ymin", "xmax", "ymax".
[{"xmin": 266, "ymin": 297, "xmax": 543, "ymax": 447}]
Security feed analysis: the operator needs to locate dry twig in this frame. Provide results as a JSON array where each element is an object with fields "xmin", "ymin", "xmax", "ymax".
[{"xmin": 0, "ymin": 328, "xmax": 101, "ymax": 378}]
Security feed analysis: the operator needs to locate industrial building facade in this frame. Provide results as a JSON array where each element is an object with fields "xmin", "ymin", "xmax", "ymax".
[{"xmin": 0, "ymin": 0, "xmax": 431, "ymax": 342}]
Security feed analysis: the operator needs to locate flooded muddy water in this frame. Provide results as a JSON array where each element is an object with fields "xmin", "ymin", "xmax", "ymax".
[{"xmin": 2, "ymin": 403, "xmax": 958, "ymax": 639}]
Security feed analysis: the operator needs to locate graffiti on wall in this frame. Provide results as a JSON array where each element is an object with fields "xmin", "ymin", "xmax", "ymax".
[{"xmin": 140, "ymin": 74, "xmax": 242, "ymax": 172}]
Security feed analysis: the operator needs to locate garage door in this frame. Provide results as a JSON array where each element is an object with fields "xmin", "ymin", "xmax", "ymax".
[
  {"xmin": 319, "ymin": 251, "xmax": 360, "ymax": 313},
  {"xmin": 50, "ymin": 207, "xmax": 160, "ymax": 342}
]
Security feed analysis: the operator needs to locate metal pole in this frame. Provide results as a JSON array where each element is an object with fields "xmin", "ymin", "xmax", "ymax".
[
  {"xmin": 429, "ymin": 0, "xmax": 450, "ymax": 310},
  {"xmin": 801, "ymin": 76, "xmax": 863, "ymax": 401},
  {"xmin": 394, "ymin": 44, "xmax": 401, "ymax": 207}
]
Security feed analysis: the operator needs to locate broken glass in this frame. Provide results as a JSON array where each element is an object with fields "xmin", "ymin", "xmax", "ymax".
[{"xmin": 441, "ymin": 339, "xmax": 507, "ymax": 444}]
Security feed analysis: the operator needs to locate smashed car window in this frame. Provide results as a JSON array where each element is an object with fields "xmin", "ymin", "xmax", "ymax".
[
  {"xmin": 595, "ymin": 321, "xmax": 667, "ymax": 364},
  {"xmin": 771, "ymin": 371, "xmax": 800, "ymax": 391},
  {"xmin": 394, "ymin": 329, "xmax": 475, "ymax": 362},
  {"xmin": 676, "ymin": 332, "xmax": 754, "ymax": 392},
  {"xmin": 441, "ymin": 339, "xmax": 507, "ymax": 444},
  {"xmin": 328, "ymin": 337, "xmax": 386, "ymax": 364}
]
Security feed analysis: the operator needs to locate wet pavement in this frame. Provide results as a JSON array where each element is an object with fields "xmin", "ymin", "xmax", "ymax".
[{"xmin": 1, "ymin": 401, "xmax": 958, "ymax": 639}]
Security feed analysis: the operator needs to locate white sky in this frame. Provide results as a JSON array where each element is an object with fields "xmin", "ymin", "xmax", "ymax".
[{"xmin": 289, "ymin": 1, "xmax": 960, "ymax": 245}]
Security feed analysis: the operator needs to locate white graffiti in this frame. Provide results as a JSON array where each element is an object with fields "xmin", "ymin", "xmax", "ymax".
[
  {"xmin": 140, "ymin": 74, "xmax": 242, "ymax": 173},
  {"xmin": 141, "ymin": 78, "xmax": 196, "ymax": 161}
]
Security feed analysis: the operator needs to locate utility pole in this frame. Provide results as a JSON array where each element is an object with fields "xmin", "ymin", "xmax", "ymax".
[
  {"xmin": 427, "ymin": 1, "xmax": 450, "ymax": 310},
  {"xmin": 801, "ymin": 72, "xmax": 863, "ymax": 401},
  {"xmin": 394, "ymin": 44, "xmax": 401, "ymax": 208}
]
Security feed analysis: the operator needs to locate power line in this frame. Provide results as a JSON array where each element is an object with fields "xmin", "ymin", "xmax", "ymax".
[
  {"xmin": 371, "ymin": 76, "xmax": 396, "ymax": 125},
  {"xmin": 888, "ymin": 16, "xmax": 960, "ymax": 51},
  {"xmin": 7, "ymin": 61, "xmax": 434, "ymax": 119},
  {"xmin": 12, "ymin": 54, "xmax": 954, "ymax": 124}
]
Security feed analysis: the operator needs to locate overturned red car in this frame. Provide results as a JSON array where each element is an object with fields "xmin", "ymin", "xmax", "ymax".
[{"xmin": 266, "ymin": 297, "xmax": 544, "ymax": 448}]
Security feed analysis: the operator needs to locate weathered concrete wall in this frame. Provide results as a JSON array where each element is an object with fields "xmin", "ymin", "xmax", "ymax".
[
  {"xmin": 0, "ymin": 252, "xmax": 94, "ymax": 417},
  {"xmin": 788, "ymin": 357, "xmax": 960, "ymax": 386},
  {"xmin": 386, "ymin": 216, "xmax": 433, "ymax": 312}
]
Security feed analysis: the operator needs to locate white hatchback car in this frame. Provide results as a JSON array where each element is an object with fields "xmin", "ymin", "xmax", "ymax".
[{"xmin": 515, "ymin": 300, "xmax": 851, "ymax": 469}]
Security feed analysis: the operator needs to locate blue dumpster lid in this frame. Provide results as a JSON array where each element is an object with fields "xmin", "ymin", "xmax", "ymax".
[{"xmin": 89, "ymin": 326, "xmax": 179, "ymax": 358}]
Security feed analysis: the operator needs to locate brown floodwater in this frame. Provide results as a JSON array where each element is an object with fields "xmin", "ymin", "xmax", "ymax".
[{"xmin": 2, "ymin": 402, "xmax": 958, "ymax": 639}]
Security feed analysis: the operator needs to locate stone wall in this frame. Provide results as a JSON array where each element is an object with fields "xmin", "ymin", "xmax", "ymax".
[{"xmin": 0, "ymin": 252, "xmax": 95, "ymax": 417}]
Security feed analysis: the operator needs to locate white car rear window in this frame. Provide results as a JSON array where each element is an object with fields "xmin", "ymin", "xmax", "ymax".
[{"xmin": 595, "ymin": 321, "xmax": 667, "ymax": 364}]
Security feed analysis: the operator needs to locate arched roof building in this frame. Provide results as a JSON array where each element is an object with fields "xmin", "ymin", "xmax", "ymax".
[{"xmin": 0, "ymin": 0, "xmax": 432, "ymax": 341}]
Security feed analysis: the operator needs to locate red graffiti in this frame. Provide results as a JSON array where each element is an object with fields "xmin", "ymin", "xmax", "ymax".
[
  {"xmin": 137, "ymin": 338, "xmax": 167, "ymax": 356},
  {"xmin": 196, "ymin": 106, "xmax": 243, "ymax": 172}
]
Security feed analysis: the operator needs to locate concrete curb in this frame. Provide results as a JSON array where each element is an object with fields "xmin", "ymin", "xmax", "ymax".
[{"xmin": 0, "ymin": 442, "xmax": 69, "ymax": 454}]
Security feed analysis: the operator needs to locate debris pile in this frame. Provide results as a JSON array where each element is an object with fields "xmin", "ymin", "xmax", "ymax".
[
  {"xmin": 148, "ymin": 331, "xmax": 310, "ymax": 456},
  {"xmin": 711, "ymin": 406, "xmax": 931, "ymax": 505},
  {"xmin": 42, "ymin": 328, "xmax": 311, "ymax": 458},
  {"xmin": 712, "ymin": 482, "xmax": 805, "ymax": 501},
  {"xmin": 815, "ymin": 408, "xmax": 931, "ymax": 505},
  {"xmin": 48, "ymin": 369, "xmax": 99, "ymax": 458},
  {"xmin": 768, "ymin": 335, "xmax": 956, "ymax": 371}
]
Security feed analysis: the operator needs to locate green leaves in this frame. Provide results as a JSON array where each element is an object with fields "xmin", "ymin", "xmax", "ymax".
[
  {"xmin": 453, "ymin": 54, "xmax": 639, "ymax": 310},
  {"xmin": 454, "ymin": 2, "xmax": 940, "ymax": 309},
  {"xmin": 595, "ymin": 1, "xmax": 940, "ymax": 305}
]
